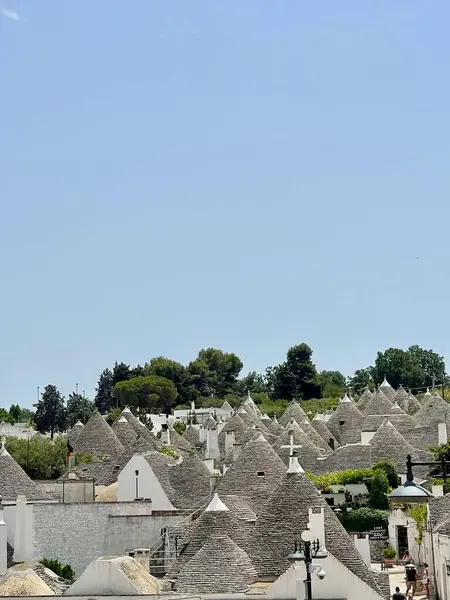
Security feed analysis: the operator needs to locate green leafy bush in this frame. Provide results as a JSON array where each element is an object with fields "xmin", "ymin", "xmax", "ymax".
[
  {"xmin": 159, "ymin": 446, "xmax": 177, "ymax": 458},
  {"xmin": 367, "ymin": 469, "xmax": 389, "ymax": 510},
  {"xmin": 372, "ymin": 460, "xmax": 400, "ymax": 488},
  {"xmin": 173, "ymin": 421, "xmax": 186, "ymax": 435},
  {"xmin": 40, "ymin": 558, "xmax": 75, "ymax": 582},
  {"xmin": 339, "ymin": 507, "xmax": 389, "ymax": 533},
  {"xmin": 381, "ymin": 547, "xmax": 396, "ymax": 559},
  {"xmin": 308, "ymin": 469, "xmax": 374, "ymax": 490}
]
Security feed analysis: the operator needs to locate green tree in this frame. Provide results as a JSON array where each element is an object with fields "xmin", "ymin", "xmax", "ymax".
[
  {"xmin": 372, "ymin": 460, "xmax": 400, "ymax": 488},
  {"xmin": 94, "ymin": 368, "xmax": 114, "ymax": 414},
  {"xmin": 237, "ymin": 371, "xmax": 267, "ymax": 394},
  {"xmin": 409, "ymin": 505, "xmax": 427, "ymax": 561},
  {"xmin": 319, "ymin": 370, "xmax": 347, "ymax": 398},
  {"xmin": 367, "ymin": 469, "xmax": 389, "ymax": 510},
  {"xmin": 173, "ymin": 421, "xmax": 186, "ymax": 435},
  {"xmin": 348, "ymin": 368, "xmax": 375, "ymax": 395},
  {"xmin": 8, "ymin": 404, "xmax": 22, "ymax": 423},
  {"xmin": 105, "ymin": 407, "xmax": 122, "ymax": 426},
  {"xmin": 143, "ymin": 357, "xmax": 188, "ymax": 401},
  {"xmin": 271, "ymin": 343, "xmax": 321, "ymax": 400},
  {"xmin": 66, "ymin": 393, "xmax": 95, "ymax": 427},
  {"xmin": 34, "ymin": 385, "xmax": 67, "ymax": 439},
  {"xmin": 371, "ymin": 345, "xmax": 446, "ymax": 389},
  {"xmin": 112, "ymin": 362, "xmax": 133, "ymax": 387},
  {"xmin": 187, "ymin": 348, "xmax": 243, "ymax": 398},
  {"xmin": 113, "ymin": 375, "xmax": 178, "ymax": 413},
  {"xmin": 0, "ymin": 408, "xmax": 13, "ymax": 423}
]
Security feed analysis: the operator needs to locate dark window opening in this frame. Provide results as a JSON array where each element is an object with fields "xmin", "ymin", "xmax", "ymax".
[
  {"xmin": 325, "ymin": 497, "xmax": 335, "ymax": 506},
  {"xmin": 257, "ymin": 471, "xmax": 265, "ymax": 477},
  {"xmin": 339, "ymin": 420, "xmax": 345, "ymax": 426}
]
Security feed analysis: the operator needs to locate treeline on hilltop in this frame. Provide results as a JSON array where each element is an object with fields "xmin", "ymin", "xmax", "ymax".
[{"xmin": 6, "ymin": 342, "xmax": 447, "ymax": 438}]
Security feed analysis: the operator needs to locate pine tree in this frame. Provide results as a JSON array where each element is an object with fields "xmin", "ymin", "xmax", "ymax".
[
  {"xmin": 94, "ymin": 368, "xmax": 114, "ymax": 414},
  {"xmin": 34, "ymin": 384, "xmax": 67, "ymax": 439}
]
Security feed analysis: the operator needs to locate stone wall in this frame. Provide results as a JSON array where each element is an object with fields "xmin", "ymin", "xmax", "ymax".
[{"xmin": 32, "ymin": 502, "xmax": 184, "ymax": 576}]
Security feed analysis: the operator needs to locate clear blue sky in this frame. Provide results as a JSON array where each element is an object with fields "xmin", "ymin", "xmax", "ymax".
[{"xmin": 2, "ymin": 1, "xmax": 450, "ymax": 407}]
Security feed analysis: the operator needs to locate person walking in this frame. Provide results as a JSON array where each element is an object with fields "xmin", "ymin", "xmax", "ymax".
[
  {"xmin": 393, "ymin": 586, "xmax": 406, "ymax": 600},
  {"xmin": 405, "ymin": 560, "xmax": 417, "ymax": 598},
  {"xmin": 422, "ymin": 563, "xmax": 430, "ymax": 599}
]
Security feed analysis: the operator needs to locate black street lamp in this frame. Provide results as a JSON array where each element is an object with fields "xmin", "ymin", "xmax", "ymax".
[{"xmin": 288, "ymin": 529, "xmax": 328, "ymax": 600}]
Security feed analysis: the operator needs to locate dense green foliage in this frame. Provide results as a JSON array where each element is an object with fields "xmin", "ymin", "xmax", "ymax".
[
  {"xmin": 40, "ymin": 558, "xmax": 75, "ymax": 582},
  {"xmin": 173, "ymin": 421, "xmax": 187, "ymax": 435},
  {"xmin": 367, "ymin": 469, "xmax": 390, "ymax": 510},
  {"xmin": 309, "ymin": 468, "xmax": 375, "ymax": 490},
  {"xmin": 338, "ymin": 507, "xmax": 389, "ymax": 533},
  {"xmin": 5, "ymin": 436, "xmax": 93, "ymax": 479},
  {"xmin": 34, "ymin": 385, "xmax": 67, "ymax": 438},
  {"xmin": 113, "ymin": 375, "xmax": 178, "ymax": 413},
  {"xmin": 381, "ymin": 547, "xmax": 396, "ymax": 559}
]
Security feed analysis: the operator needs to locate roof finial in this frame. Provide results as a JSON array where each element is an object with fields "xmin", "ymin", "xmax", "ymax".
[
  {"xmin": 0, "ymin": 437, "xmax": 7, "ymax": 456},
  {"xmin": 287, "ymin": 451, "xmax": 304, "ymax": 474}
]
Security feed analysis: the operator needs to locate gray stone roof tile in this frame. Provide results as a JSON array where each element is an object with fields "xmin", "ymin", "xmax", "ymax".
[
  {"xmin": 0, "ymin": 443, "xmax": 49, "ymax": 501},
  {"xmin": 357, "ymin": 388, "xmax": 373, "ymax": 412},
  {"xmin": 326, "ymin": 402, "xmax": 364, "ymax": 445},
  {"xmin": 175, "ymin": 534, "xmax": 256, "ymax": 594},
  {"xmin": 279, "ymin": 402, "xmax": 307, "ymax": 427},
  {"xmin": 363, "ymin": 389, "xmax": 393, "ymax": 416},
  {"xmin": 112, "ymin": 417, "xmax": 138, "ymax": 448},
  {"xmin": 73, "ymin": 410, "xmax": 124, "ymax": 457},
  {"xmin": 217, "ymin": 435, "xmax": 286, "ymax": 515}
]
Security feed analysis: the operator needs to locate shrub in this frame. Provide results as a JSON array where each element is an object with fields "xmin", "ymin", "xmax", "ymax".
[
  {"xmin": 308, "ymin": 468, "xmax": 374, "ymax": 490},
  {"xmin": 159, "ymin": 446, "xmax": 177, "ymax": 458},
  {"xmin": 372, "ymin": 460, "xmax": 400, "ymax": 488},
  {"xmin": 339, "ymin": 507, "xmax": 389, "ymax": 533},
  {"xmin": 173, "ymin": 421, "xmax": 186, "ymax": 435},
  {"xmin": 40, "ymin": 558, "xmax": 75, "ymax": 582},
  {"xmin": 381, "ymin": 547, "xmax": 396, "ymax": 559},
  {"xmin": 367, "ymin": 469, "xmax": 390, "ymax": 510}
]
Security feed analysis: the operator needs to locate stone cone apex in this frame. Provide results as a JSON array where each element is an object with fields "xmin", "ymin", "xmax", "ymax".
[
  {"xmin": 175, "ymin": 534, "xmax": 257, "ymax": 594},
  {"xmin": 379, "ymin": 378, "xmax": 396, "ymax": 402},
  {"xmin": 357, "ymin": 388, "xmax": 373, "ymax": 411},
  {"xmin": 340, "ymin": 393, "xmax": 351, "ymax": 403},
  {"xmin": 204, "ymin": 415, "xmax": 217, "ymax": 429},
  {"xmin": 221, "ymin": 400, "xmax": 233, "ymax": 411},
  {"xmin": 68, "ymin": 421, "xmax": 84, "ymax": 445},
  {"xmin": 218, "ymin": 435, "xmax": 286, "ymax": 515},
  {"xmin": 0, "ymin": 438, "xmax": 9, "ymax": 457},
  {"xmin": 362, "ymin": 389, "xmax": 393, "ymax": 416},
  {"xmin": 279, "ymin": 401, "xmax": 307, "ymax": 427},
  {"xmin": 74, "ymin": 410, "xmax": 124, "ymax": 457},
  {"xmin": 248, "ymin": 469, "xmax": 385, "ymax": 598},
  {"xmin": 112, "ymin": 415, "xmax": 138, "ymax": 448},
  {"xmin": 206, "ymin": 493, "xmax": 229, "ymax": 512}
]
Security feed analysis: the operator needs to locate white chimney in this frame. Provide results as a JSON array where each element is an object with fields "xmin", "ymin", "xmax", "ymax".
[
  {"xmin": 438, "ymin": 422, "xmax": 448, "ymax": 446},
  {"xmin": 308, "ymin": 507, "xmax": 325, "ymax": 548},
  {"xmin": 225, "ymin": 430, "xmax": 235, "ymax": 455},
  {"xmin": 205, "ymin": 423, "xmax": 220, "ymax": 461}
]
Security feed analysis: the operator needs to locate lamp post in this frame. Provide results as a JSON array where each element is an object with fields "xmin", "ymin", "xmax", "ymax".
[
  {"xmin": 288, "ymin": 528, "xmax": 328, "ymax": 600},
  {"xmin": 388, "ymin": 454, "xmax": 450, "ymax": 600}
]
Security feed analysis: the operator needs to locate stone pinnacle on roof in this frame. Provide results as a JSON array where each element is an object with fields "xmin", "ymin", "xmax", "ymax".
[
  {"xmin": 112, "ymin": 416, "xmax": 138, "ymax": 448},
  {"xmin": 73, "ymin": 410, "xmax": 124, "ymax": 457},
  {"xmin": 287, "ymin": 453, "xmax": 304, "ymax": 474},
  {"xmin": 67, "ymin": 421, "xmax": 84, "ymax": 445},
  {"xmin": 379, "ymin": 377, "xmax": 396, "ymax": 402},
  {"xmin": 279, "ymin": 401, "xmax": 307, "ymax": 427},
  {"xmin": 205, "ymin": 492, "xmax": 229, "ymax": 512},
  {"xmin": 340, "ymin": 393, "xmax": 351, "ymax": 403},
  {"xmin": 221, "ymin": 400, "xmax": 233, "ymax": 411}
]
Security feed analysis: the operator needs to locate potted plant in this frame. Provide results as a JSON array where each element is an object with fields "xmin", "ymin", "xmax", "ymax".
[{"xmin": 381, "ymin": 547, "xmax": 396, "ymax": 568}]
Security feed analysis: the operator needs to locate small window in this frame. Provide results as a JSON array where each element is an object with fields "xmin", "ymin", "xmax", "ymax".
[
  {"xmin": 325, "ymin": 497, "xmax": 335, "ymax": 506},
  {"xmin": 135, "ymin": 470, "xmax": 139, "ymax": 477},
  {"xmin": 339, "ymin": 420, "xmax": 345, "ymax": 426},
  {"xmin": 257, "ymin": 471, "xmax": 265, "ymax": 477}
]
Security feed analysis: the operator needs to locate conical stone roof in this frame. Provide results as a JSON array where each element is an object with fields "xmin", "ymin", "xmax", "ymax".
[
  {"xmin": 390, "ymin": 403, "xmax": 407, "ymax": 415},
  {"xmin": 221, "ymin": 400, "xmax": 233, "ymax": 411},
  {"xmin": 168, "ymin": 453, "xmax": 211, "ymax": 510},
  {"xmin": 326, "ymin": 402, "xmax": 364, "ymax": 445},
  {"xmin": 316, "ymin": 444, "xmax": 372, "ymax": 472},
  {"xmin": 74, "ymin": 410, "xmax": 124, "ymax": 457},
  {"xmin": 415, "ymin": 393, "xmax": 450, "ymax": 427},
  {"xmin": 248, "ymin": 462, "xmax": 384, "ymax": 598},
  {"xmin": 242, "ymin": 392, "xmax": 261, "ymax": 417},
  {"xmin": 380, "ymin": 377, "xmax": 396, "ymax": 402},
  {"xmin": 183, "ymin": 425, "xmax": 200, "ymax": 446},
  {"xmin": 204, "ymin": 415, "xmax": 217, "ymax": 429},
  {"xmin": 218, "ymin": 435, "xmax": 286, "ymax": 515},
  {"xmin": 369, "ymin": 421, "xmax": 422, "ymax": 472},
  {"xmin": 67, "ymin": 421, "xmax": 84, "ymax": 445},
  {"xmin": 405, "ymin": 393, "xmax": 421, "ymax": 414},
  {"xmin": 279, "ymin": 401, "xmax": 306, "ymax": 427},
  {"xmin": 298, "ymin": 418, "xmax": 332, "ymax": 454},
  {"xmin": 168, "ymin": 427, "xmax": 194, "ymax": 454},
  {"xmin": 175, "ymin": 534, "xmax": 257, "ymax": 594},
  {"xmin": 356, "ymin": 388, "xmax": 373, "ymax": 412},
  {"xmin": 218, "ymin": 413, "xmax": 248, "ymax": 456},
  {"xmin": 272, "ymin": 425, "xmax": 322, "ymax": 472},
  {"xmin": 395, "ymin": 386, "xmax": 409, "ymax": 404},
  {"xmin": 311, "ymin": 418, "xmax": 340, "ymax": 449},
  {"xmin": 117, "ymin": 407, "xmax": 147, "ymax": 436},
  {"xmin": 112, "ymin": 416, "xmax": 138, "ymax": 448},
  {"xmin": 362, "ymin": 389, "xmax": 393, "ymax": 416},
  {"xmin": 0, "ymin": 441, "xmax": 49, "ymax": 500},
  {"xmin": 167, "ymin": 493, "xmax": 249, "ymax": 580},
  {"xmin": 262, "ymin": 416, "xmax": 283, "ymax": 437}
]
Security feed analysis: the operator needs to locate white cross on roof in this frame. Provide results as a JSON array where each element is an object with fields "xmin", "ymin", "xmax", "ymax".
[{"xmin": 281, "ymin": 434, "xmax": 302, "ymax": 456}]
